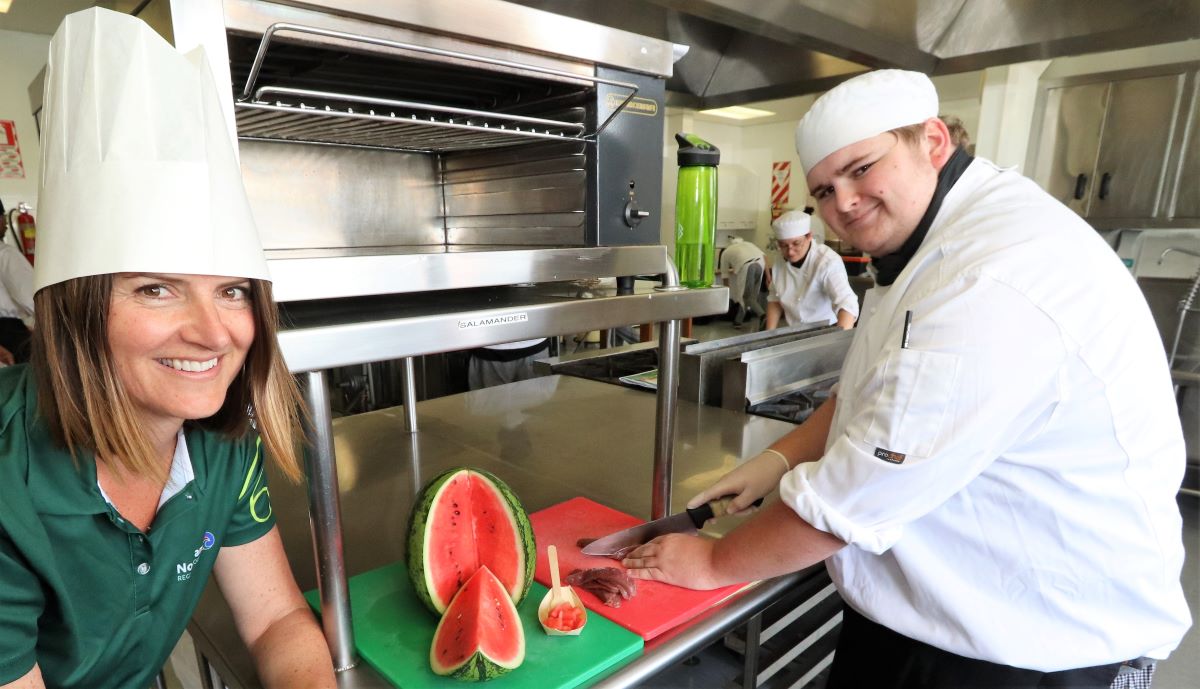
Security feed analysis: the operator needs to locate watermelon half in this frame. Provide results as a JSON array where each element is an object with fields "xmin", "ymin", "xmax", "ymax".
[
  {"xmin": 430, "ymin": 565, "xmax": 526, "ymax": 680},
  {"xmin": 408, "ymin": 468, "xmax": 536, "ymax": 615}
]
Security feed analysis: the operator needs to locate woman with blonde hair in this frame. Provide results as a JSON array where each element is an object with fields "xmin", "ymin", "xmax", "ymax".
[{"xmin": 0, "ymin": 9, "xmax": 335, "ymax": 688}]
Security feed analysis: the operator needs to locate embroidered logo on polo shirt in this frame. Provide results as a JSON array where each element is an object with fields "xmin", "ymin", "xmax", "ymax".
[
  {"xmin": 240, "ymin": 438, "xmax": 272, "ymax": 524},
  {"xmin": 176, "ymin": 531, "xmax": 216, "ymax": 582},
  {"xmin": 874, "ymin": 447, "xmax": 906, "ymax": 464}
]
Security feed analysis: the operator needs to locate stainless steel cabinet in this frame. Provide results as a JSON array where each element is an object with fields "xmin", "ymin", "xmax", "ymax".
[
  {"xmin": 1172, "ymin": 76, "xmax": 1200, "ymax": 220},
  {"xmin": 1028, "ymin": 63, "xmax": 1198, "ymax": 229},
  {"xmin": 1030, "ymin": 82, "xmax": 1108, "ymax": 216},
  {"xmin": 1087, "ymin": 74, "xmax": 1185, "ymax": 222}
]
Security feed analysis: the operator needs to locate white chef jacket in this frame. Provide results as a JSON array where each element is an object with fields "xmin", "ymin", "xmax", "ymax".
[
  {"xmin": 719, "ymin": 239, "xmax": 766, "ymax": 307},
  {"xmin": 779, "ymin": 158, "xmax": 1191, "ymax": 671},
  {"xmin": 768, "ymin": 242, "xmax": 858, "ymax": 326},
  {"xmin": 0, "ymin": 242, "xmax": 33, "ymax": 324}
]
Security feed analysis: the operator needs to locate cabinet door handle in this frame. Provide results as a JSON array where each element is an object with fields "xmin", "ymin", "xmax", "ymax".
[
  {"xmin": 1073, "ymin": 173, "xmax": 1088, "ymax": 200},
  {"xmin": 1099, "ymin": 172, "xmax": 1112, "ymax": 200}
]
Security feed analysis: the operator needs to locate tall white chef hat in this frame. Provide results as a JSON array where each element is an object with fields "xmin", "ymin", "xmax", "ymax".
[
  {"xmin": 772, "ymin": 210, "xmax": 811, "ymax": 240},
  {"xmin": 34, "ymin": 7, "xmax": 268, "ymax": 292},
  {"xmin": 794, "ymin": 69, "xmax": 938, "ymax": 174}
]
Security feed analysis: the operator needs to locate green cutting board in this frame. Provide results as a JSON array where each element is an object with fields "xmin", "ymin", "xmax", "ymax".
[{"xmin": 304, "ymin": 562, "xmax": 644, "ymax": 689}]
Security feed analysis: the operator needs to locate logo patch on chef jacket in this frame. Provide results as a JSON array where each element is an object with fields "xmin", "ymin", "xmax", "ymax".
[{"xmin": 874, "ymin": 447, "xmax": 906, "ymax": 464}]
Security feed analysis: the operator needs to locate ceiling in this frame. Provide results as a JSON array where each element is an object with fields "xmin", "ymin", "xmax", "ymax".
[
  {"xmin": 0, "ymin": 0, "xmax": 96, "ymax": 35},
  {"xmin": 5, "ymin": 0, "xmax": 1198, "ymax": 108},
  {"xmin": 508, "ymin": 0, "xmax": 1200, "ymax": 108}
]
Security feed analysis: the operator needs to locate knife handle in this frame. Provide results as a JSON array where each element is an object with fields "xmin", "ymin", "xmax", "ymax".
[{"xmin": 686, "ymin": 496, "xmax": 765, "ymax": 528}]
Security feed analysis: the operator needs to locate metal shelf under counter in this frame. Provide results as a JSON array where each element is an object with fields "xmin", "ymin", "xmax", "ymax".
[
  {"xmin": 266, "ymin": 246, "xmax": 681, "ymax": 303},
  {"xmin": 276, "ymin": 282, "xmax": 727, "ymax": 372},
  {"xmin": 187, "ymin": 376, "xmax": 817, "ymax": 688}
]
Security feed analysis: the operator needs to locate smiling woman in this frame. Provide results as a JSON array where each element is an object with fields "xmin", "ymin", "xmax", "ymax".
[
  {"xmin": 0, "ymin": 7, "xmax": 335, "ymax": 689},
  {"xmin": 30, "ymin": 273, "xmax": 301, "ymax": 484}
]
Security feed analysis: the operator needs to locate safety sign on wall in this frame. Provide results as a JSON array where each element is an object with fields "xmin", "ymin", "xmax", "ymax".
[
  {"xmin": 1, "ymin": 121, "xmax": 26, "ymax": 179},
  {"xmin": 771, "ymin": 160, "xmax": 791, "ymax": 220}
]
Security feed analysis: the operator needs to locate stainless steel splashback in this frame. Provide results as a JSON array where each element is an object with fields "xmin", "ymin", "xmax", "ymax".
[
  {"xmin": 443, "ymin": 141, "xmax": 587, "ymax": 246},
  {"xmin": 240, "ymin": 140, "xmax": 443, "ymax": 249},
  {"xmin": 241, "ymin": 137, "xmax": 591, "ymax": 251}
]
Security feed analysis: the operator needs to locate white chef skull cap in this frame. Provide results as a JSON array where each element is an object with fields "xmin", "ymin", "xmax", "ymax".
[
  {"xmin": 34, "ymin": 7, "xmax": 268, "ymax": 291},
  {"xmin": 772, "ymin": 210, "xmax": 811, "ymax": 240},
  {"xmin": 794, "ymin": 69, "xmax": 938, "ymax": 173}
]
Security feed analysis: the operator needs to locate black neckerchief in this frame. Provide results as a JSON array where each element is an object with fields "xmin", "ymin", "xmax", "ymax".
[
  {"xmin": 789, "ymin": 243, "xmax": 811, "ymax": 269},
  {"xmin": 871, "ymin": 146, "xmax": 973, "ymax": 286}
]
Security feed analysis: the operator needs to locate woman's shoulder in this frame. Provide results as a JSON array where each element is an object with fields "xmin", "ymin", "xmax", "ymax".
[
  {"xmin": 0, "ymin": 365, "xmax": 34, "ymax": 433},
  {"xmin": 184, "ymin": 425, "xmax": 265, "ymax": 486},
  {"xmin": 0, "ymin": 366, "xmax": 34, "ymax": 507}
]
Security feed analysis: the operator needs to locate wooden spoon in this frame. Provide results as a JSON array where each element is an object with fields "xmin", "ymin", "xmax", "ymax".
[
  {"xmin": 539, "ymin": 545, "xmax": 587, "ymax": 635},
  {"xmin": 548, "ymin": 545, "xmax": 565, "ymax": 607}
]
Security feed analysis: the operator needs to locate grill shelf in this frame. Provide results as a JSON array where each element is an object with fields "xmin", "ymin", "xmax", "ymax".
[{"xmin": 234, "ymin": 22, "xmax": 638, "ymax": 152}]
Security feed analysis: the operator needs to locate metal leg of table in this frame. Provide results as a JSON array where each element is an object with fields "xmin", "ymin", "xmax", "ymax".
[
  {"xmin": 300, "ymin": 371, "xmax": 358, "ymax": 672},
  {"xmin": 193, "ymin": 648, "xmax": 216, "ymax": 689},
  {"xmin": 653, "ymin": 260, "xmax": 686, "ymax": 520},
  {"xmin": 401, "ymin": 356, "xmax": 419, "ymax": 433},
  {"xmin": 742, "ymin": 612, "xmax": 763, "ymax": 689}
]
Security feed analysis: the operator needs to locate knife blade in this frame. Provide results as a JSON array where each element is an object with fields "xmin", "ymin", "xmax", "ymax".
[{"xmin": 580, "ymin": 497, "xmax": 764, "ymax": 557}]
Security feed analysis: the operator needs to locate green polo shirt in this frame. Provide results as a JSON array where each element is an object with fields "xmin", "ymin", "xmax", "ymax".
[{"xmin": 0, "ymin": 365, "xmax": 276, "ymax": 688}]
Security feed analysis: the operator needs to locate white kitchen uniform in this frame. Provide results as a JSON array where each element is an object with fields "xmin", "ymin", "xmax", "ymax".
[
  {"xmin": 768, "ymin": 242, "xmax": 859, "ymax": 326},
  {"xmin": 779, "ymin": 158, "xmax": 1191, "ymax": 671},
  {"xmin": 719, "ymin": 238, "xmax": 766, "ymax": 309},
  {"xmin": 0, "ymin": 242, "xmax": 34, "ymax": 325}
]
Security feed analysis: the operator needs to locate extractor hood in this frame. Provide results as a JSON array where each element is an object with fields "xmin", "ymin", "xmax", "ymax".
[{"xmin": 509, "ymin": 0, "xmax": 1200, "ymax": 108}]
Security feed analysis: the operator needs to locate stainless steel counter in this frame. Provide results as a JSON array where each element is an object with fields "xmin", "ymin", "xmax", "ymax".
[{"xmin": 189, "ymin": 375, "xmax": 804, "ymax": 687}]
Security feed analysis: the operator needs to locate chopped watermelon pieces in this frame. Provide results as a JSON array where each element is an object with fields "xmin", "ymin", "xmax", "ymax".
[{"xmin": 544, "ymin": 602, "xmax": 586, "ymax": 632}]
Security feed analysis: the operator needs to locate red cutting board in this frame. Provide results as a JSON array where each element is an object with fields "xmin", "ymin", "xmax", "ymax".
[{"xmin": 530, "ymin": 497, "xmax": 750, "ymax": 640}]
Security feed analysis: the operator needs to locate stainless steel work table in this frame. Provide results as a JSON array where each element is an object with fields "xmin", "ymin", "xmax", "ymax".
[{"xmin": 188, "ymin": 375, "xmax": 811, "ymax": 688}]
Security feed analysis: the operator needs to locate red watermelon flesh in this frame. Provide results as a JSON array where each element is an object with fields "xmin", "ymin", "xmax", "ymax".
[
  {"xmin": 430, "ymin": 566, "xmax": 525, "ymax": 680},
  {"xmin": 425, "ymin": 471, "xmax": 525, "ymax": 610}
]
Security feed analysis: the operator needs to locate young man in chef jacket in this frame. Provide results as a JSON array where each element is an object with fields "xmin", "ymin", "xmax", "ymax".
[
  {"xmin": 622, "ymin": 70, "xmax": 1191, "ymax": 688},
  {"xmin": 765, "ymin": 210, "xmax": 858, "ymax": 330}
]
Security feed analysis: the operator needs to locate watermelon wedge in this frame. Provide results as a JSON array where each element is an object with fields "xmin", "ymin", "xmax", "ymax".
[
  {"xmin": 429, "ymin": 566, "xmax": 526, "ymax": 681},
  {"xmin": 407, "ymin": 468, "xmax": 536, "ymax": 615}
]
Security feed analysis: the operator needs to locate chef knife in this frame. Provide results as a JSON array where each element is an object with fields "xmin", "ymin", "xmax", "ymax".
[{"xmin": 581, "ymin": 497, "xmax": 764, "ymax": 557}]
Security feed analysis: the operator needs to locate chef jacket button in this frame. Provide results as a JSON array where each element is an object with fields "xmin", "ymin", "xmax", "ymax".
[{"xmin": 137, "ymin": 562, "xmax": 150, "ymax": 575}]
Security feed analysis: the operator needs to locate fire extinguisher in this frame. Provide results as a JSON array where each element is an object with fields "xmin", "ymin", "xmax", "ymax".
[{"xmin": 8, "ymin": 202, "xmax": 35, "ymax": 266}]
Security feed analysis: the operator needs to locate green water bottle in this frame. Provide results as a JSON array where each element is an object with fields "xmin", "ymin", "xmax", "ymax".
[{"xmin": 674, "ymin": 132, "xmax": 719, "ymax": 288}]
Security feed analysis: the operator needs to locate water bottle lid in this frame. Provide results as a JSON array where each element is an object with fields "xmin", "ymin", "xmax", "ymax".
[{"xmin": 676, "ymin": 132, "xmax": 720, "ymax": 166}]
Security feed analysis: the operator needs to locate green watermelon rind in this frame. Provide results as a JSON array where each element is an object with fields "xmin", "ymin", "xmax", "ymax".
[
  {"xmin": 406, "ymin": 467, "xmax": 537, "ymax": 615},
  {"xmin": 449, "ymin": 654, "xmax": 515, "ymax": 682},
  {"xmin": 428, "ymin": 567, "xmax": 526, "ymax": 681}
]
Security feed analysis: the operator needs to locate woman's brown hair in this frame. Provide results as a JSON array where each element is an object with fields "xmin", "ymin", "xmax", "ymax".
[{"xmin": 31, "ymin": 276, "xmax": 305, "ymax": 482}]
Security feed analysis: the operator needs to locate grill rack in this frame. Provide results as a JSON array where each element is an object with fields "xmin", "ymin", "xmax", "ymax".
[{"xmin": 234, "ymin": 22, "xmax": 638, "ymax": 153}]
